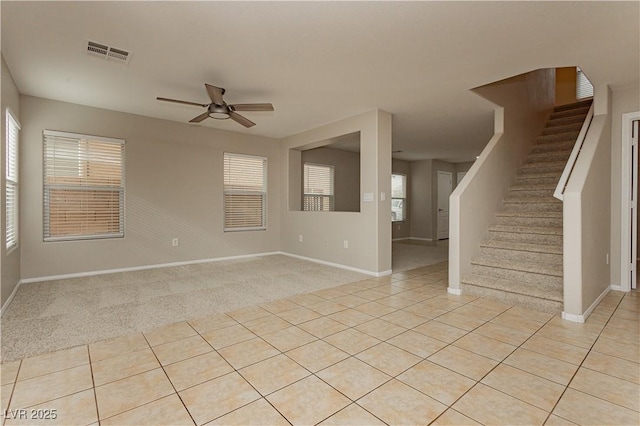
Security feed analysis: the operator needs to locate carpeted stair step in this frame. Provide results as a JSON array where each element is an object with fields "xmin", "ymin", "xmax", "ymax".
[
  {"xmin": 508, "ymin": 185, "xmax": 556, "ymax": 198},
  {"xmin": 480, "ymin": 240, "xmax": 562, "ymax": 265},
  {"xmin": 520, "ymin": 160, "xmax": 566, "ymax": 174},
  {"xmin": 488, "ymin": 224, "xmax": 562, "ymax": 245},
  {"xmin": 461, "ymin": 274, "xmax": 562, "ymax": 314},
  {"xmin": 531, "ymin": 140, "xmax": 576, "ymax": 154},
  {"xmin": 470, "ymin": 256, "xmax": 563, "ymax": 286},
  {"xmin": 502, "ymin": 197, "xmax": 562, "ymax": 213},
  {"xmin": 545, "ymin": 114, "xmax": 588, "ymax": 128},
  {"xmin": 526, "ymin": 150, "xmax": 572, "ymax": 163},
  {"xmin": 536, "ymin": 131, "xmax": 581, "ymax": 145},
  {"xmin": 515, "ymin": 172, "xmax": 561, "ymax": 186},
  {"xmin": 554, "ymin": 99, "xmax": 593, "ymax": 112},
  {"xmin": 541, "ymin": 122, "xmax": 584, "ymax": 136},
  {"xmin": 549, "ymin": 106, "xmax": 590, "ymax": 120},
  {"xmin": 495, "ymin": 211, "xmax": 562, "ymax": 227}
]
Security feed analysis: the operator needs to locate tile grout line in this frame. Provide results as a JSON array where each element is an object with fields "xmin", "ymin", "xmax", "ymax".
[{"xmin": 542, "ymin": 293, "xmax": 636, "ymax": 424}]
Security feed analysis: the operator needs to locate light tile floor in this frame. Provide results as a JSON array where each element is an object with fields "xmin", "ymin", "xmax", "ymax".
[{"xmin": 1, "ymin": 263, "xmax": 639, "ymax": 425}]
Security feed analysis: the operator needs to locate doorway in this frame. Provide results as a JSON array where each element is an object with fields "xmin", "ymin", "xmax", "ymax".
[{"xmin": 437, "ymin": 171, "xmax": 452, "ymax": 240}]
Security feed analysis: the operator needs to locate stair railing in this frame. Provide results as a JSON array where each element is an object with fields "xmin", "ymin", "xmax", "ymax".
[{"xmin": 553, "ymin": 103, "xmax": 595, "ymax": 201}]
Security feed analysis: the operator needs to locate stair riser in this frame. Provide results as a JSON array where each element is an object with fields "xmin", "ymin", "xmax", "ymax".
[
  {"xmin": 554, "ymin": 100, "xmax": 592, "ymax": 112},
  {"xmin": 489, "ymin": 230, "xmax": 562, "ymax": 245},
  {"xmin": 509, "ymin": 189, "xmax": 556, "ymax": 198},
  {"xmin": 480, "ymin": 246, "xmax": 563, "ymax": 265},
  {"xmin": 527, "ymin": 151, "xmax": 572, "ymax": 163},
  {"xmin": 470, "ymin": 264, "xmax": 563, "ymax": 287},
  {"xmin": 515, "ymin": 176, "xmax": 559, "ymax": 186},
  {"xmin": 549, "ymin": 106, "xmax": 589, "ymax": 120},
  {"xmin": 502, "ymin": 202, "xmax": 562, "ymax": 213},
  {"xmin": 461, "ymin": 284, "xmax": 562, "ymax": 314},
  {"xmin": 546, "ymin": 115, "xmax": 587, "ymax": 127},
  {"xmin": 541, "ymin": 124, "xmax": 583, "ymax": 136},
  {"xmin": 536, "ymin": 132, "xmax": 580, "ymax": 144},
  {"xmin": 531, "ymin": 141, "xmax": 576, "ymax": 153},
  {"xmin": 520, "ymin": 165, "xmax": 565, "ymax": 174},
  {"xmin": 496, "ymin": 215, "xmax": 563, "ymax": 227}
]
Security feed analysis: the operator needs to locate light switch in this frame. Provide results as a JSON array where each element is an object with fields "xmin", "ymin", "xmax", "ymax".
[{"xmin": 363, "ymin": 192, "xmax": 374, "ymax": 202}]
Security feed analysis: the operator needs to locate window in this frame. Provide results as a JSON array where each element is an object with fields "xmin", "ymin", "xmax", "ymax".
[
  {"xmin": 391, "ymin": 173, "xmax": 406, "ymax": 222},
  {"xmin": 576, "ymin": 67, "xmax": 594, "ymax": 100},
  {"xmin": 303, "ymin": 163, "xmax": 334, "ymax": 211},
  {"xmin": 223, "ymin": 152, "xmax": 267, "ymax": 231},
  {"xmin": 6, "ymin": 110, "xmax": 20, "ymax": 250},
  {"xmin": 43, "ymin": 130, "xmax": 124, "ymax": 241}
]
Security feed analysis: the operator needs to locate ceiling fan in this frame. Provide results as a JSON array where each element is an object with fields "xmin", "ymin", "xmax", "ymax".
[{"xmin": 157, "ymin": 84, "xmax": 274, "ymax": 128}]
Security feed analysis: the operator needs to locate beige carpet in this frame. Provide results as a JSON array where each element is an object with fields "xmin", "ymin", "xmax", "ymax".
[
  {"xmin": 392, "ymin": 240, "xmax": 449, "ymax": 272},
  {"xmin": 0, "ymin": 255, "xmax": 368, "ymax": 362}
]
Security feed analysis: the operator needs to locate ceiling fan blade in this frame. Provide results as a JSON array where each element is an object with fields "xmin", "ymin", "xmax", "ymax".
[
  {"xmin": 157, "ymin": 97, "xmax": 207, "ymax": 107},
  {"xmin": 205, "ymin": 84, "xmax": 225, "ymax": 105},
  {"xmin": 230, "ymin": 103, "xmax": 274, "ymax": 112},
  {"xmin": 229, "ymin": 111, "xmax": 255, "ymax": 128},
  {"xmin": 189, "ymin": 112, "xmax": 210, "ymax": 123}
]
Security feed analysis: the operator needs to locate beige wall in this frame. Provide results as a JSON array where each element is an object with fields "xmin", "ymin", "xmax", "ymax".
[
  {"xmin": 280, "ymin": 110, "xmax": 392, "ymax": 275},
  {"xmin": 405, "ymin": 159, "xmax": 459, "ymax": 241},
  {"xmin": 564, "ymin": 110, "xmax": 611, "ymax": 317},
  {"xmin": 455, "ymin": 161, "xmax": 475, "ymax": 186},
  {"xmin": 450, "ymin": 69, "xmax": 555, "ymax": 290},
  {"xmin": 408, "ymin": 160, "xmax": 432, "ymax": 240},
  {"xmin": 19, "ymin": 96, "xmax": 282, "ymax": 279},
  {"xmin": 1, "ymin": 57, "xmax": 21, "ymax": 307},
  {"xmin": 392, "ymin": 159, "xmax": 410, "ymax": 240},
  {"xmin": 556, "ymin": 67, "xmax": 577, "ymax": 106},
  {"xmin": 610, "ymin": 85, "xmax": 640, "ymax": 288},
  {"xmin": 301, "ymin": 147, "xmax": 360, "ymax": 212}
]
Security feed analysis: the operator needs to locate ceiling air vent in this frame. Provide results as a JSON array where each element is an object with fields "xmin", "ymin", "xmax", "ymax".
[{"xmin": 87, "ymin": 40, "xmax": 131, "ymax": 64}]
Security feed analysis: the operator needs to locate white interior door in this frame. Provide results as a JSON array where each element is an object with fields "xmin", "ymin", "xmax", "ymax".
[{"xmin": 437, "ymin": 171, "xmax": 452, "ymax": 240}]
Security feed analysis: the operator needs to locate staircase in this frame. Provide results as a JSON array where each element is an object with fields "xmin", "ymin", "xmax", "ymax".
[{"xmin": 461, "ymin": 99, "xmax": 592, "ymax": 313}]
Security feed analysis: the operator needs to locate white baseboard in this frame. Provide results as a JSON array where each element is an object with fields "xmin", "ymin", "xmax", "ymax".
[
  {"xmin": 610, "ymin": 284, "xmax": 624, "ymax": 291},
  {"xmin": 392, "ymin": 237, "xmax": 410, "ymax": 242},
  {"xmin": 1, "ymin": 279, "xmax": 22, "ymax": 317},
  {"xmin": 409, "ymin": 237, "xmax": 433, "ymax": 242},
  {"xmin": 447, "ymin": 287, "xmax": 462, "ymax": 295},
  {"xmin": 19, "ymin": 251, "xmax": 283, "ymax": 284},
  {"xmin": 280, "ymin": 252, "xmax": 388, "ymax": 277},
  {"xmin": 562, "ymin": 285, "xmax": 611, "ymax": 323}
]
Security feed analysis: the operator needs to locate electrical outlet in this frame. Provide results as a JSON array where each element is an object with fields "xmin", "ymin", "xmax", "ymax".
[
  {"xmin": 298, "ymin": 234, "xmax": 303, "ymax": 243},
  {"xmin": 343, "ymin": 240, "xmax": 348, "ymax": 249},
  {"xmin": 172, "ymin": 238, "xmax": 179, "ymax": 247}
]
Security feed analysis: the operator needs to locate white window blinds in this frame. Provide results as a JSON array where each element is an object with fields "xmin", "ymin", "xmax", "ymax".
[
  {"xmin": 391, "ymin": 173, "xmax": 406, "ymax": 222},
  {"xmin": 6, "ymin": 110, "xmax": 20, "ymax": 250},
  {"xmin": 303, "ymin": 163, "xmax": 334, "ymax": 211},
  {"xmin": 576, "ymin": 68, "xmax": 594, "ymax": 100},
  {"xmin": 43, "ymin": 130, "xmax": 125, "ymax": 241},
  {"xmin": 223, "ymin": 152, "xmax": 267, "ymax": 231}
]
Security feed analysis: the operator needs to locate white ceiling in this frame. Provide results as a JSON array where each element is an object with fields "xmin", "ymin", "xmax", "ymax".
[{"xmin": 2, "ymin": 1, "xmax": 638, "ymax": 162}]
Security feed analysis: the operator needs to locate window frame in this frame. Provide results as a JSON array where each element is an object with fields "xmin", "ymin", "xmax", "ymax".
[
  {"xmin": 391, "ymin": 173, "xmax": 407, "ymax": 223},
  {"xmin": 43, "ymin": 130, "xmax": 125, "ymax": 242},
  {"xmin": 303, "ymin": 162, "xmax": 335, "ymax": 212},
  {"xmin": 223, "ymin": 152, "xmax": 268, "ymax": 232},
  {"xmin": 6, "ymin": 109, "xmax": 20, "ymax": 251}
]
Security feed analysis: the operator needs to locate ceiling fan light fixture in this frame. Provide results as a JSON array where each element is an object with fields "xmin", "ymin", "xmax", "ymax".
[
  {"xmin": 208, "ymin": 104, "xmax": 230, "ymax": 120},
  {"xmin": 209, "ymin": 112, "xmax": 230, "ymax": 120}
]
